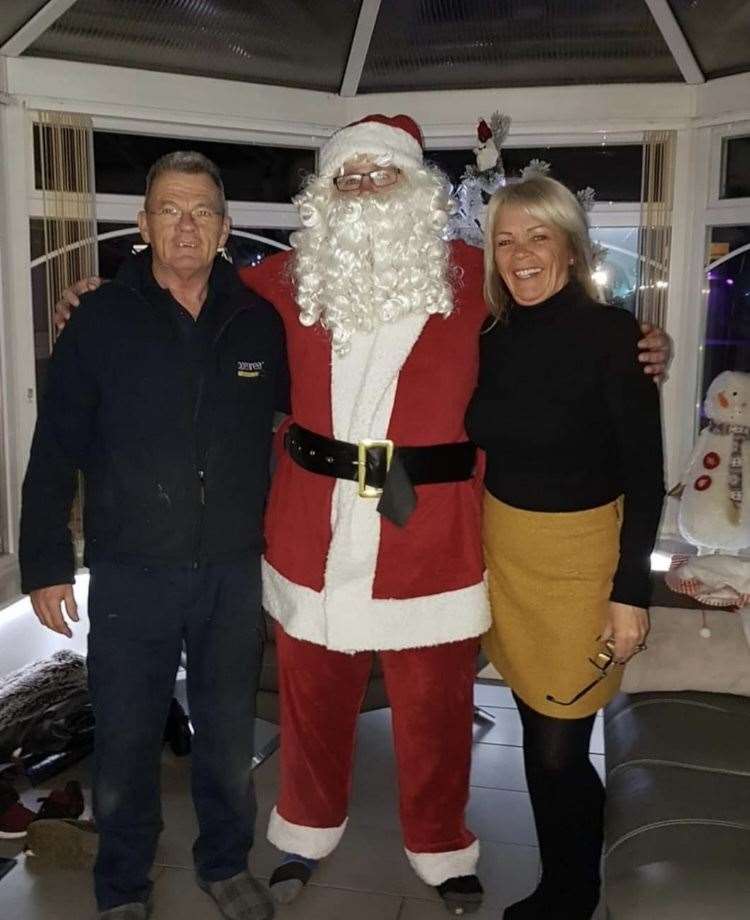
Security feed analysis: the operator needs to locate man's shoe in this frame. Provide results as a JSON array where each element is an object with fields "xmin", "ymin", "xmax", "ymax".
[
  {"xmin": 0, "ymin": 800, "xmax": 36, "ymax": 839},
  {"xmin": 24, "ymin": 817, "xmax": 98, "ymax": 868},
  {"xmin": 197, "ymin": 869, "xmax": 274, "ymax": 920},
  {"xmin": 98, "ymin": 903, "xmax": 149, "ymax": 919},
  {"xmin": 35, "ymin": 780, "xmax": 85, "ymax": 820}
]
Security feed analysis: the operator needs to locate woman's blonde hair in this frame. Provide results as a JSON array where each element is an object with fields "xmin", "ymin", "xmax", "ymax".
[{"xmin": 483, "ymin": 174, "xmax": 598, "ymax": 319}]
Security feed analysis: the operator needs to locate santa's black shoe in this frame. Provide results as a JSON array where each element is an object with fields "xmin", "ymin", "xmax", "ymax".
[
  {"xmin": 435, "ymin": 874, "xmax": 484, "ymax": 915},
  {"xmin": 269, "ymin": 855, "xmax": 317, "ymax": 904}
]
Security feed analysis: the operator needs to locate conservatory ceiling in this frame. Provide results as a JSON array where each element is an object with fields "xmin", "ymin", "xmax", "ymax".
[{"xmin": 1, "ymin": 1, "xmax": 749, "ymax": 95}]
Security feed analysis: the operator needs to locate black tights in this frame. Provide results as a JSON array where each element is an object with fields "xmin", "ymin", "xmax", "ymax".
[{"xmin": 508, "ymin": 694, "xmax": 604, "ymax": 918}]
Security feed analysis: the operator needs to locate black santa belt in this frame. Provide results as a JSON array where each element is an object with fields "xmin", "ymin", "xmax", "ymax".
[{"xmin": 284, "ymin": 423, "xmax": 476, "ymax": 527}]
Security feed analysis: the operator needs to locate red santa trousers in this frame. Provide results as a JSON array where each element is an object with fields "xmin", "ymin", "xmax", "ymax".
[{"xmin": 268, "ymin": 625, "xmax": 479, "ymax": 884}]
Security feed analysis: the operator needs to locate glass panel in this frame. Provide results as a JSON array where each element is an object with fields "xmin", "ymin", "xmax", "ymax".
[
  {"xmin": 228, "ymin": 229, "xmax": 292, "ymax": 271},
  {"xmin": 33, "ymin": 130, "xmax": 315, "ymax": 202},
  {"xmin": 701, "ymin": 225, "xmax": 750, "ymax": 420},
  {"xmin": 427, "ymin": 145, "xmax": 643, "ymax": 203},
  {"xmin": 590, "ymin": 227, "xmax": 640, "ymax": 311},
  {"xmin": 721, "ymin": 136, "xmax": 750, "ymax": 200},
  {"xmin": 24, "ymin": 0, "xmax": 359, "ymax": 92},
  {"xmin": 361, "ymin": 0, "xmax": 681, "ymax": 92},
  {"xmin": 668, "ymin": 0, "xmax": 750, "ymax": 80},
  {"xmin": 0, "ymin": 1, "xmax": 48, "ymax": 46}
]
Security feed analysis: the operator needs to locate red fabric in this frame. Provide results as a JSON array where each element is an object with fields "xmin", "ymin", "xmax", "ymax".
[
  {"xmin": 477, "ymin": 119, "xmax": 493, "ymax": 143},
  {"xmin": 240, "ymin": 240, "xmax": 487, "ymax": 600},
  {"xmin": 275, "ymin": 624, "xmax": 478, "ymax": 855}
]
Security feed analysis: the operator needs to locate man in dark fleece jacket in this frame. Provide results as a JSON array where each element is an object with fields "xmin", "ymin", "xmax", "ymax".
[{"xmin": 20, "ymin": 152, "xmax": 284, "ymax": 920}]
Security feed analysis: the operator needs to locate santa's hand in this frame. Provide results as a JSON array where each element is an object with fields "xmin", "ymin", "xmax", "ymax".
[
  {"xmin": 54, "ymin": 276, "xmax": 103, "ymax": 331},
  {"xmin": 638, "ymin": 323, "xmax": 671, "ymax": 378},
  {"xmin": 602, "ymin": 602, "xmax": 650, "ymax": 664}
]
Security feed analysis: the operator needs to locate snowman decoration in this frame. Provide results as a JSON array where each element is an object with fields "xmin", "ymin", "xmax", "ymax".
[{"xmin": 668, "ymin": 370, "xmax": 750, "ymax": 610}]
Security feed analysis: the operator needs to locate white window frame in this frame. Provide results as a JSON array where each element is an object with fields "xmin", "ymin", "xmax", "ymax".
[{"xmin": 707, "ymin": 119, "xmax": 750, "ymax": 211}]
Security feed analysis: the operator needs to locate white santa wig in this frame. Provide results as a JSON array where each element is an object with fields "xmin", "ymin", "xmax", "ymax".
[{"xmin": 290, "ymin": 114, "xmax": 454, "ymax": 355}]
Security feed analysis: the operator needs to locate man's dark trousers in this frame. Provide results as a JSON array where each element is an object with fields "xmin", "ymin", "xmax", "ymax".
[{"xmin": 87, "ymin": 557, "xmax": 263, "ymax": 910}]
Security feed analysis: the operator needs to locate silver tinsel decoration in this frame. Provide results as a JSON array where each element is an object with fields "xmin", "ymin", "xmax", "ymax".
[{"xmin": 447, "ymin": 114, "xmax": 608, "ymax": 271}]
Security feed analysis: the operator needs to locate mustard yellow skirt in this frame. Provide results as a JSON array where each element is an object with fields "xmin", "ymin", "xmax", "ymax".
[{"xmin": 482, "ymin": 491, "xmax": 624, "ymax": 719}]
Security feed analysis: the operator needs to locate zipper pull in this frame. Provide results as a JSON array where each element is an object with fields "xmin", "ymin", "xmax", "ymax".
[{"xmin": 198, "ymin": 468, "xmax": 206, "ymax": 506}]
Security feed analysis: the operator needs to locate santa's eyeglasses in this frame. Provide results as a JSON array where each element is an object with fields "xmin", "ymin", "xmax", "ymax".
[{"xmin": 333, "ymin": 167, "xmax": 401, "ymax": 192}]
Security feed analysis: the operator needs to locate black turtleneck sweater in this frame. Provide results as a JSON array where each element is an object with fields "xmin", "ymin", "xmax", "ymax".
[{"xmin": 465, "ymin": 282, "xmax": 664, "ymax": 609}]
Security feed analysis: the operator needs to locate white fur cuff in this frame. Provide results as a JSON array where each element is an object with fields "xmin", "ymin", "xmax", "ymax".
[
  {"xmin": 405, "ymin": 838, "xmax": 480, "ymax": 885},
  {"xmin": 267, "ymin": 806, "xmax": 348, "ymax": 859}
]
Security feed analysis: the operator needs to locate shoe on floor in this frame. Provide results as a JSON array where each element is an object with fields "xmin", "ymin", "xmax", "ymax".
[
  {"xmin": 36, "ymin": 780, "xmax": 85, "ymax": 820},
  {"xmin": 197, "ymin": 869, "xmax": 274, "ymax": 920},
  {"xmin": 98, "ymin": 903, "xmax": 149, "ymax": 919},
  {"xmin": 0, "ymin": 800, "xmax": 36, "ymax": 839},
  {"xmin": 24, "ymin": 817, "xmax": 98, "ymax": 868}
]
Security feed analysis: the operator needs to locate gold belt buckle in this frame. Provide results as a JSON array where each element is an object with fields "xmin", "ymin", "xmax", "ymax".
[{"xmin": 356, "ymin": 439, "xmax": 394, "ymax": 498}]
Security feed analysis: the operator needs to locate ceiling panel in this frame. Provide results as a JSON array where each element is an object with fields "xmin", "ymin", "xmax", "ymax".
[
  {"xmin": 668, "ymin": 0, "xmax": 750, "ymax": 80},
  {"xmin": 24, "ymin": 0, "xmax": 361, "ymax": 92},
  {"xmin": 360, "ymin": 0, "xmax": 683, "ymax": 93},
  {"xmin": 0, "ymin": 1, "xmax": 50, "ymax": 47}
]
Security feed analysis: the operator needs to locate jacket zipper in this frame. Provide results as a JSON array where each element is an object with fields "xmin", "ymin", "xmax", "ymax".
[{"xmin": 191, "ymin": 305, "xmax": 246, "ymax": 569}]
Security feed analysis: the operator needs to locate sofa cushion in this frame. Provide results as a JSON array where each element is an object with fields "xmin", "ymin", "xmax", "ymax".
[
  {"xmin": 605, "ymin": 691, "xmax": 750, "ymax": 776},
  {"xmin": 605, "ymin": 825, "xmax": 750, "ymax": 920},
  {"xmin": 604, "ymin": 691, "xmax": 750, "ymax": 920}
]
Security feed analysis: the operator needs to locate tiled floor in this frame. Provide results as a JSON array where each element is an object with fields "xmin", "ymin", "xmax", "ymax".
[{"xmin": 0, "ymin": 681, "xmax": 606, "ymax": 919}]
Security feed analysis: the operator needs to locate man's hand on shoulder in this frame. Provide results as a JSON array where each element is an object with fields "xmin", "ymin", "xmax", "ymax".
[
  {"xmin": 54, "ymin": 276, "xmax": 104, "ymax": 332},
  {"xmin": 30, "ymin": 584, "xmax": 79, "ymax": 638},
  {"xmin": 637, "ymin": 322, "xmax": 672, "ymax": 379}
]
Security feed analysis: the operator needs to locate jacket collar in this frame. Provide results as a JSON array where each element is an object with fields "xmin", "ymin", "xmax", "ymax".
[{"xmin": 114, "ymin": 248, "xmax": 248, "ymax": 333}]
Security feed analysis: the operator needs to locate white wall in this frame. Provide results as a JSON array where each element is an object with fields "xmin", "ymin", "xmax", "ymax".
[{"xmin": 1, "ymin": 55, "xmax": 750, "ymax": 600}]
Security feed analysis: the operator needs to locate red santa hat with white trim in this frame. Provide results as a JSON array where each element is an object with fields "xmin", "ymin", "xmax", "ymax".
[{"xmin": 319, "ymin": 113, "xmax": 424, "ymax": 177}]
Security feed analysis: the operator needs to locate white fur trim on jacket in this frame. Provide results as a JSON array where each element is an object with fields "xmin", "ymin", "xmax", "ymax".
[
  {"xmin": 405, "ymin": 838, "xmax": 480, "ymax": 885},
  {"xmin": 262, "ymin": 312, "xmax": 491, "ymax": 653},
  {"xmin": 267, "ymin": 806, "xmax": 347, "ymax": 859},
  {"xmin": 319, "ymin": 121, "xmax": 423, "ymax": 177},
  {"xmin": 262, "ymin": 559, "xmax": 490, "ymax": 653}
]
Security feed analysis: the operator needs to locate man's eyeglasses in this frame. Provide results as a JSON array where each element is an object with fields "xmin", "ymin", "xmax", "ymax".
[
  {"xmin": 333, "ymin": 167, "xmax": 400, "ymax": 192},
  {"xmin": 147, "ymin": 205, "xmax": 223, "ymax": 224},
  {"xmin": 546, "ymin": 638, "xmax": 618, "ymax": 707}
]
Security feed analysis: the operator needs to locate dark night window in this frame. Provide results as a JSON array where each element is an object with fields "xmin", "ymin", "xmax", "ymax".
[
  {"xmin": 427, "ymin": 145, "xmax": 643, "ymax": 202},
  {"xmin": 34, "ymin": 126, "xmax": 315, "ymax": 203},
  {"xmin": 721, "ymin": 136, "xmax": 750, "ymax": 200}
]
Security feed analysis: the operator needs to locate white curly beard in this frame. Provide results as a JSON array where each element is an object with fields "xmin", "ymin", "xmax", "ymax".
[{"xmin": 290, "ymin": 166, "xmax": 454, "ymax": 356}]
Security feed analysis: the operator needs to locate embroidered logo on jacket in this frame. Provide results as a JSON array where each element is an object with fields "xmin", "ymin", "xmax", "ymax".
[{"xmin": 237, "ymin": 360, "xmax": 264, "ymax": 379}]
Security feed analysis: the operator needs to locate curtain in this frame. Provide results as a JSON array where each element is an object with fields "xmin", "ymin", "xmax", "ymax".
[
  {"xmin": 636, "ymin": 129, "xmax": 676, "ymax": 328},
  {"xmin": 36, "ymin": 110, "xmax": 98, "ymax": 552}
]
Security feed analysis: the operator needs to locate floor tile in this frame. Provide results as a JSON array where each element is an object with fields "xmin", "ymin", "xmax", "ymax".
[
  {"xmin": 400, "ymin": 839, "xmax": 539, "ymax": 916},
  {"xmin": 477, "ymin": 838, "xmax": 540, "ymax": 906},
  {"xmin": 274, "ymin": 883, "xmax": 403, "ymax": 919},
  {"xmin": 591, "ymin": 752, "xmax": 606, "ymax": 783},
  {"xmin": 472, "ymin": 707, "xmax": 523, "ymax": 747},
  {"xmin": 590, "ymin": 718, "xmax": 605, "ymax": 755},
  {"xmin": 474, "ymin": 682, "xmax": 515, "ymax": 708},
  {"xmin": 0, "ymin": 854, "xmax": 96, "ymax": 920},
  {"xmin": 470, "ymin": 742, "xmax": 527, "ymax": 792},
  {"xmin": 153, "ymin": 866, "xmax": 404, "ymax": 920},
  {"xmin": 467, "ymin": 787, "xmax": 537, "ymax": 847}
]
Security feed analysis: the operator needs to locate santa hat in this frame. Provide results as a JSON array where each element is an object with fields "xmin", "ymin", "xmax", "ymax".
[{"xmin": 319, "ymin": 114, "xmax": 424, "ymax": 177}]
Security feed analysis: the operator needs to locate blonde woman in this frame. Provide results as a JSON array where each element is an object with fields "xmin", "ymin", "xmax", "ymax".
[{"xmin": 465, "ymin": 175, "xmax": 664, "ymax": 920}]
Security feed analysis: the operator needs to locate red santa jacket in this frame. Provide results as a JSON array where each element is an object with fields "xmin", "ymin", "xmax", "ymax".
[{"xmin": 239, "ymin": 240, "xmax": 487, "ymax": 607}]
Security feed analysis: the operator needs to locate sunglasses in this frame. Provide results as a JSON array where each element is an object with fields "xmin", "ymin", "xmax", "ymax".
[{"xmin": 546, "ymin": 637, "xmax": 619, "ymax": 707}]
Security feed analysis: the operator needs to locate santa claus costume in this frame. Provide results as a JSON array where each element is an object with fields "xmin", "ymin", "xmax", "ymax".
[{"xmin": 241, "ymin": 115, "xmax": 491, "ymax": 913}]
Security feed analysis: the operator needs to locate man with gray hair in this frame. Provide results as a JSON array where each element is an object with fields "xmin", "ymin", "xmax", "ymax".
[{"xmin": 20, "ymin": 151, "xmax": 285, "ymax": 920}]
